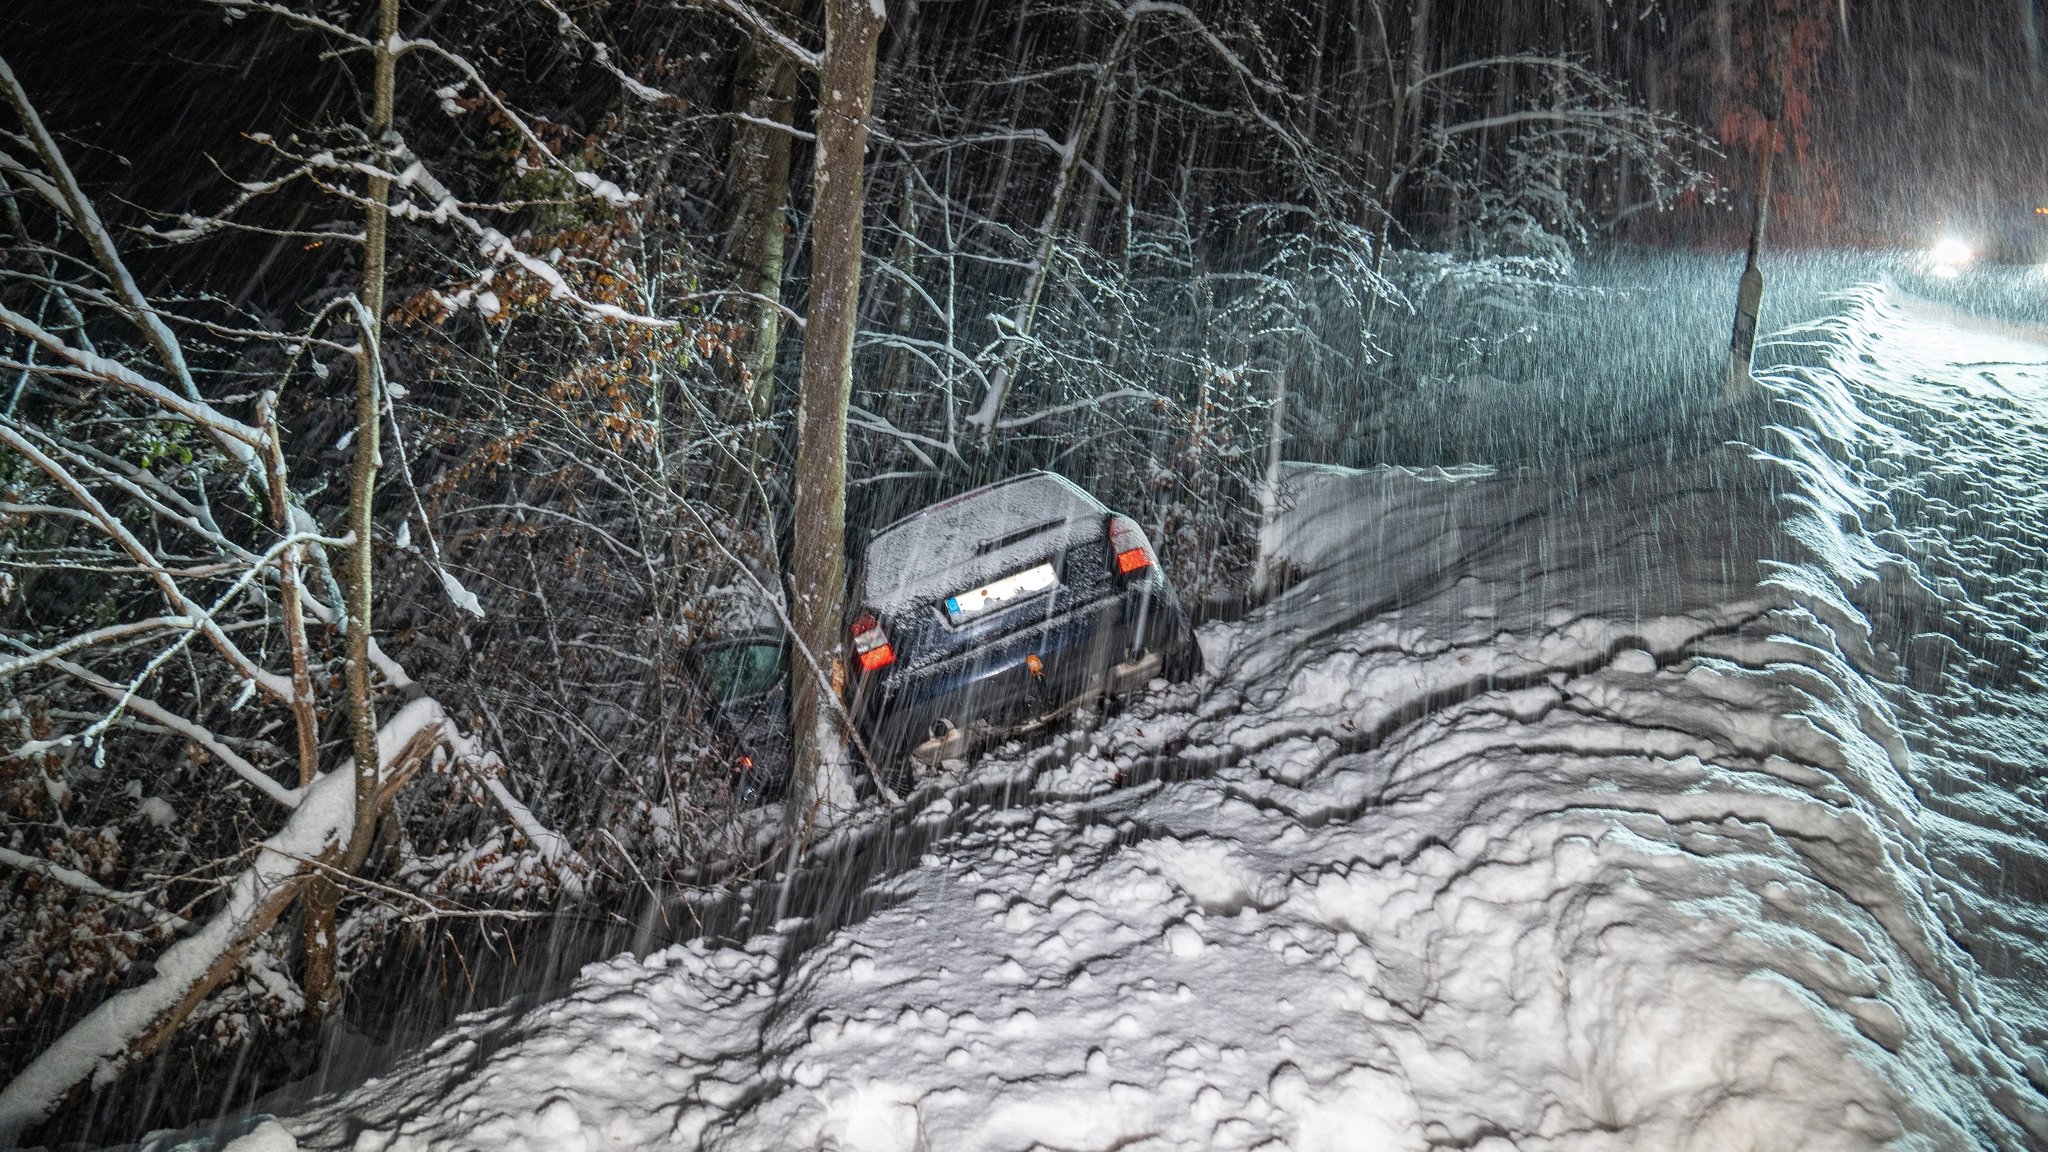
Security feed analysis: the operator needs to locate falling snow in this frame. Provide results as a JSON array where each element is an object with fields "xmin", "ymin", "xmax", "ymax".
[{"xmin": 177, "ymin": 280, "xmax": 2048, "ymax": 1151}]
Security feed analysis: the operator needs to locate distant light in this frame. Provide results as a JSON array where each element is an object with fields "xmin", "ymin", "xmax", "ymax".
[
  {"xmin": 1932, "ymin": 263, "xmax": 1962, "ymax": 279},
  {"xmin": 1931, "ymin": 236, "xmax": 1974, "ymax": 267}
]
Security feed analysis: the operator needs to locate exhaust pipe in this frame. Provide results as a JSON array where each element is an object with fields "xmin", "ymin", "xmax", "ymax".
[{"xmin": 910, "ymin": 718, "xmax": 968, "ymax": 765}]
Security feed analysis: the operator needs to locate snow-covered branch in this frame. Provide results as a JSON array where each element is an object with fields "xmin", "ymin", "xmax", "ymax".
[
  {"xmin": 528, "ymin": 0, "xmax": 679, "ymax": 104},
  {"xmin": 0, "ymin": 696, "xmax": 457, "ymax": 1142},
  {"xmin": 0, "ymin": 57, "xmax": 197, "ymax": 401},
  {"xmin": 996, "ymin": 387, "xmax": 1164, "ymax": 430},
  {"xmin": 0, "ymin": 302, "xmax": 263, "ymax": 461},
  {"xmin": 688, "ymin": 0, "xmax": 823, "ymax": 72},
  {"xmin": 1435, "ymin": 106, "xmax": 1650, "ymax": 139},
  {"xmin": 0, "ymin": 425, "xmax": 290, "ymax": 698},
  {"xmin": 1121, "ymin": 1, "xmax": 1289, "ymax": 98},
  {"xmin": 0, "ymin": 617, "xmax": 193, "ymax": 680}
]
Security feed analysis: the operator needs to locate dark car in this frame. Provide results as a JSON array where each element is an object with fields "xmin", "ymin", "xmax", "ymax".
[
  {"xmin": 847, "ymin": 471, "xmax": 1199, "ymax": 787},
  {"xmin": 686, "ymin": 471, "xmax": 1201, "ymax": 801}
]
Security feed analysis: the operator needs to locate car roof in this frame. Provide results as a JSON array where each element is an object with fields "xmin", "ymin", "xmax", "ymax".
[{"xmin": 867, "ymin": 471, "xmax": 1098, "ymax": 540}]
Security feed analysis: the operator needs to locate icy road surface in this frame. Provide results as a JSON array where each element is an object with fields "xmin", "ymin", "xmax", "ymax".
[{"xmin": 232, "ymin": 285, "xmax": 2047, "ymax": 1151}]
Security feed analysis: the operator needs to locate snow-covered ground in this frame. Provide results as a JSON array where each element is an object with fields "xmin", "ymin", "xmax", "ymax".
[{"xmin": 194, "ymin": 283, "xmax": 2047, "ymax": 1151}]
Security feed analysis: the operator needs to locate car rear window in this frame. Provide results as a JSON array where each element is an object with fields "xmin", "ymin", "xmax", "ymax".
[{"xmin": 862, "ymin": 473, "xmax": 1102, "ymax": 616}]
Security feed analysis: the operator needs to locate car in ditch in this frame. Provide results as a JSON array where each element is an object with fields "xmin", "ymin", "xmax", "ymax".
[
  {"xmin": 686, "ymin": 470, "xmax": 1202, "ymax": 801},
  {"xmin": 848, "ymin": 470, "xmax": 1201, "ymax": 787},
  {"xmin": 682, "ymin": 633, "xmax": 790, "ymax": 805}
]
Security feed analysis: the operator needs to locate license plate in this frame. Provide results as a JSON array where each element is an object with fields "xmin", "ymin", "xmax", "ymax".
[{"xmin": 945, "ymin": 563, "xmax": 1058, "ymax": 624}]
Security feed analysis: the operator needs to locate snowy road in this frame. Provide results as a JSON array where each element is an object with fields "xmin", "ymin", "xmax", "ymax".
[{"xmin": 221, "ymin": 283, "xmax": 2047, "ymax": 1151}]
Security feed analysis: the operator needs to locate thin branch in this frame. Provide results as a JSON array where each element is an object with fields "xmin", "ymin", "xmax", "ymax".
[
  {"xmin": 688, "ymin": 0, "xmax": 823, "ymax": 72},
  {"xmin": 0, "ymin": 617, "xmax": 193, "ymax": 679},
  {"xmin": 0, "ymin": 302, "xmax": 263, "ymax": 461},
  {"xmin": 0, "ymin": 425, "xmax": 290, "ymax": 696},
  {"xmin": 996, "ymin": 386, "xmax": 1164, "ymax": 429},
  {"xmin": 0, "ymin": 57, "xmax": 199, "ymax": 400},
  {"xmin": 4, "ymin": 643, "xmax": 302, "ymax": 809}
]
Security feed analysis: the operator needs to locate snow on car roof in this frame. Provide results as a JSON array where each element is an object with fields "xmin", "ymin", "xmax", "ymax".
[{"xmin": 861, "ymin": 472, "xmax": 1105, "ymax": 616}]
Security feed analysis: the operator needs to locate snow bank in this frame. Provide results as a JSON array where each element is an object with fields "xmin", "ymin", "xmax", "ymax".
[{"xmin": 195, "ymin": 287, "xmax": 2048, "ymax": 1151}]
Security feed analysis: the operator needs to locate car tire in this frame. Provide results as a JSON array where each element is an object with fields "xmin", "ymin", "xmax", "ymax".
[
  {"xmin": 1162, "ymin": 636, "xmax": 1204, "ymax": 683},
  {"xmin": 882, "ymin": 759, "xmax": 918, "ymax": 798}
]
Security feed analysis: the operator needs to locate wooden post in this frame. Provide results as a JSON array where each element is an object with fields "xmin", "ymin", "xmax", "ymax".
[
  {"xmin": 1726, "ymin": 70, "xmax": 1781, "ymax": 403},
  {"xmin": 1250, "ymin": 356, "xmax": 1290, "ymax": 600}
]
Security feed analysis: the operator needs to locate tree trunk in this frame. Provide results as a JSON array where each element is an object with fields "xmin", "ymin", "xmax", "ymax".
[
  {"xmin": 310, "ymin": 0, "xmax": 399, "ymax": 1020},
  {"xmin": 275, "ymin": 405, "xmax": 335, "ymax": 1011},
  {"xmin": 722, "ymin": 0, "xmax": 800, "ymax": 428},
  {"xmin": 1365, "ymin": 0, "xmax": 1428, "ymax": 331},
  {"xmin": 785, "ymin": 0, "xmax": 884, "ymax": 840}
]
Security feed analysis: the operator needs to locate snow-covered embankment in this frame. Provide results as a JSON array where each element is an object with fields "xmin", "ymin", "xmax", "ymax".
[{"xmin": 244, "ymin": 284, "xmax": 2047, "ymax": 1151}]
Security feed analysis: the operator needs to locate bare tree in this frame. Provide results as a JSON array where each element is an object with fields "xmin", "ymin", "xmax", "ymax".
[
  {"xmin": 0, "ymin": 52, "xmax": 454, "ymax": 1133},
  {"xmin": 305, "ymin": 0, "xmax": 402, "ymax": 1021},
  {"xmin": 0, "ymin": 1, "xmax": 651, "ymax": 1125}
]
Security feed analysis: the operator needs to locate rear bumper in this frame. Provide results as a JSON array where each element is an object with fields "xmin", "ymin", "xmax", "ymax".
[
  {"xmin": 903, "ymin": 648, "xmax": 1159, "ymax": 766},
  {"xmin": 858, "ymin": 585, "xmax": 1187, "ymax": 763}
]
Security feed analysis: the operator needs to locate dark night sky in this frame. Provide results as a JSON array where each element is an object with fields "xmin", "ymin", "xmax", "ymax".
[{"xmin": 5, "ymin": 0, "xmax": 2045, "ymax": 251}]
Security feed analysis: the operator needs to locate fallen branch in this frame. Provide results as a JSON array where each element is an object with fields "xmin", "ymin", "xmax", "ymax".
[
  {"xmin": 0, "ymin": 699, "xmax": 447, "ymax": 1143},
  {"xmin": 0, "ymin": 768, "xmax": 347, "ymax": 1143}
]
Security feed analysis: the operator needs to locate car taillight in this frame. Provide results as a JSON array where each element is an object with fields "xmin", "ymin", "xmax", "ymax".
[
  {"xmin": 1108, "ymin": 515, "xmax": 1154, "ymax": 576},
  {"xmin": 851, "ymin": 611, "xmax": 896, "ymax": 672}
]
